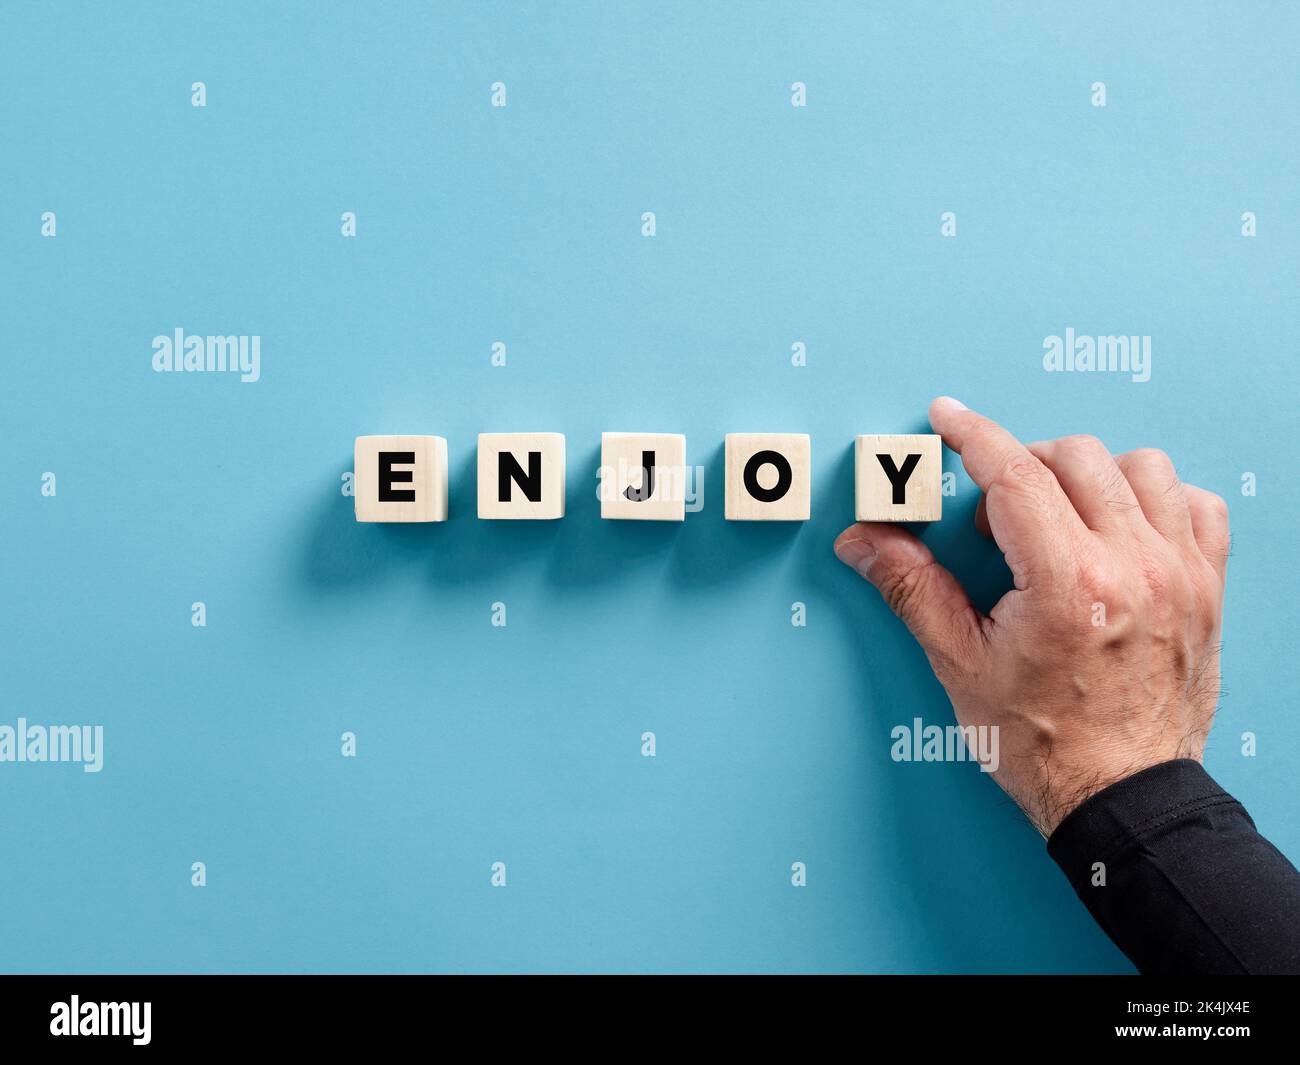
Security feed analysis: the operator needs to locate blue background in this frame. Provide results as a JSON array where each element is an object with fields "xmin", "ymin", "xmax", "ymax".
[{"xmin": 2, "ymin": 1, "xmax": 1297, "ymax": 973}]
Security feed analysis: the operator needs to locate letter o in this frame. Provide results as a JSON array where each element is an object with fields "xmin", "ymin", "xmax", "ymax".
[{"xmin": 743, "ymin": 450, "xmax": 792, "ymax": 502}]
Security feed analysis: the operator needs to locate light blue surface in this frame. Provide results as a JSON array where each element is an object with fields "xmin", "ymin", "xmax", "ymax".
[{"xmin": 1, "ymin": 2, "xmax": 1297, "ymax": 973}]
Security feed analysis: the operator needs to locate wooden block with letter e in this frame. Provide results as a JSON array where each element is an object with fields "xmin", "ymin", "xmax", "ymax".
[
  {"xmin": 724, "ymin": 433, "xmax": 811, "ymax": 521},
  {"xmin": 854, "ymin": 434, "xmax": 942, "ymax": 522},
  {"xmin": 477, "ymin": 432, "xmax": 566, "ymax": 519},
  {"xmin": 600, "ymin": 432, "xmax": 687, "ymax": 521},
  {"xmin": 354, "ymin": 435, "xmax": 448, "ymax": 522}
]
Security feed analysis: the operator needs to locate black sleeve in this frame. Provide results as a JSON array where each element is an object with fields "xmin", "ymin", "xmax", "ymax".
[{"xmin": 1046, "ymin": 758, "xmax": 1300, "ymax": 974}]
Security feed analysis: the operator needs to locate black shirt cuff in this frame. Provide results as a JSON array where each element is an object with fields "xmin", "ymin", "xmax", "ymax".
[
  {"xmin": 1047, "ymin": 758, "xmax": 1238, "ymax": 872},
  {"xmin": 1043, "ymin": 758, "xmax": 1300, "ymax": 974}
]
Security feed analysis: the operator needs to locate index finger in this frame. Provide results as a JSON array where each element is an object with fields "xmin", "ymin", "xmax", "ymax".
[{"xmin": 929, "ymin": 397, "xmax": 1083, "ymax": 588}]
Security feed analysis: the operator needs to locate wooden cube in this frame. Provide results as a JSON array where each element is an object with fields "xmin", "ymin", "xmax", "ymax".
[
  {"xmin": 600, "ymin": 432, "xmax": 687, "ymax": 521},
  {"xmin": 354, "ymin": 435, "xmax": 448, "ymax": 522},
  {"xmin": 724, "ymin": 433, "xmax": 811, "ymax": 521},
  {"xmin": 477, "ymin": 432, "xmax": 566, "ymax": 519},
  {"xmin": 854, "ymin": 434, "xmax": 942, "ymax": 522}
]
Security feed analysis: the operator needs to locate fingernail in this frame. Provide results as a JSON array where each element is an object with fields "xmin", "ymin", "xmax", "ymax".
[
  {"xmin": 835, "ymin": 537, "xmax": 878, "ymax": 577},
  {"xmin": 933, "ymin": 395, "xmax": 968, "ymax": 412}
]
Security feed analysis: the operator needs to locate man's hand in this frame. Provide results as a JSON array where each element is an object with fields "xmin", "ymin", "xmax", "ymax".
[{"xmin": 834, "ymin": 397, "xmax": 1229, "ymax": 836}]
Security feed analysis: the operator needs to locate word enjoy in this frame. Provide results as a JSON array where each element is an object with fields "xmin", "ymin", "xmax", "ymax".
[{"xmin": 354, "ymin": 432, "xmax": 943, "ymax": 523}]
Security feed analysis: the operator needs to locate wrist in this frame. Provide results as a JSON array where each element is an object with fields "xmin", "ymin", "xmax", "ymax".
[{"xmin": 1033, "ymin": 753, "xmax": 1197, "ymax": 836}]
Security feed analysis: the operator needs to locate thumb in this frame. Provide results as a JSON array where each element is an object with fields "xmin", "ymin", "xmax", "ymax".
[{"xmin": 834, "ymin": 522, "xmax": 985, "ymax": 682}]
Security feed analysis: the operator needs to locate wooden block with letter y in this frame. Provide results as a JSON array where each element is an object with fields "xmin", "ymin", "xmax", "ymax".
[
  {"xmin": 854, "ymin": 434, "xmax": 942, "ymax": 522},
  {"xmin": 354, "ymin": 435, "xmax": 448, "ymax": 522}
]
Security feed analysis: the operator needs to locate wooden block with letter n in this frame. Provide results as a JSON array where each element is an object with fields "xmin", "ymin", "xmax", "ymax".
[
  {"xmin": 600, "ymin": 432, "xmax": 687, "ymax": 521},
  {"xmin": 354, "ymin": 435, "xmax": 448, "ymax": 522},
  {"xmin": 724, "ymin": 433, "xmax": 811, "ymax": 521},
  {"xmin": 477, "ymin": 432, "xmax": 566, "ymax": 519},
  {"xmin": 854, "ymin": 434, "xmax": 942, "ymax": 522}
]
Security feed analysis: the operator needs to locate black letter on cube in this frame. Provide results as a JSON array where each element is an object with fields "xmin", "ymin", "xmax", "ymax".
[
  {"xmin": 499, "ymin": 451, "xmax": 543, "ymax": 502},
  {"xmin": 379, "ymin": 451, "xmax": 416, "ymax": 502},
  {"xmin": 744, "ymin": 450, "xmax": 793, "ymax": 502},
  {"xmin": 876, "ymin": 453, "xmax": 921, "ymax": 504},
  {"xmin": 624, "ymin": 450, "xmax": 656, "ymax": 502}
]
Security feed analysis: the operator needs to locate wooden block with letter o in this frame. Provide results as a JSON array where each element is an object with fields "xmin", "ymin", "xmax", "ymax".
[
  {"xmin": 600, "ymin": 432, "xmax": 687, "ymax": 521},
  {"xmin": 854, "ymin": 434, "xmax": 942, "ymax": 522},
  {"xmin": 477, "ymin": 432, "xmax": 566, "ymax": 519},
  {"xmin": 354, "ymin": 435, "xmax": 448, "ymax": 522},
  {"xmin": 724, "ymin": 433, "xmax": 811, "ymax": 521}
]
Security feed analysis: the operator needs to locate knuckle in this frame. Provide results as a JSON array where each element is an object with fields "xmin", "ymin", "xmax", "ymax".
[
  {"xmin": 1130, "ymin": 447, "xmax": 1174, "ymax": 473},
  {"xmin": 1001, "ymin": 453, "xmax": 1053, "ymax": 493},
  {"xmin": 1060, "ymin": 434, "xmax": 1107, "ymax": 458},
  {"xmin": 1202, "ymin": 531, "xmax": 1231, "ymax": 563},
  {"xmin": 1073, "ymin": 556, "xmax": 1114, "ymax": 603},
  {"xmin": 1140, "ymin": 549, "xmax": 1189, "ymax": 606},
  {"xmin": 881, "ymin": 560, "xmax": 938, "ymax": 620},
  {"xmin": 1100, "ymin": 464, "xmax": 1136, "ymax": 502}
]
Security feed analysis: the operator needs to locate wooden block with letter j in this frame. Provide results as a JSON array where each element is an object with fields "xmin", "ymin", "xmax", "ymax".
[
  {"xmin": 477, "ymin": 432, "xmax": 566, "ymax": 519},
  {"xmin": 354, "ymin": 435, "xmax": 448, "ymax": 522},
  {"xmin": 724, "ymin": 433, "xmax": 811, "ymax": 521},
  {"xmin": 600, "ymin": 432, "xmax": 687, "ymax": 520},
  {"xmin": 854, "ymin": 434, "xmax": 942, "ymax": 522}
]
